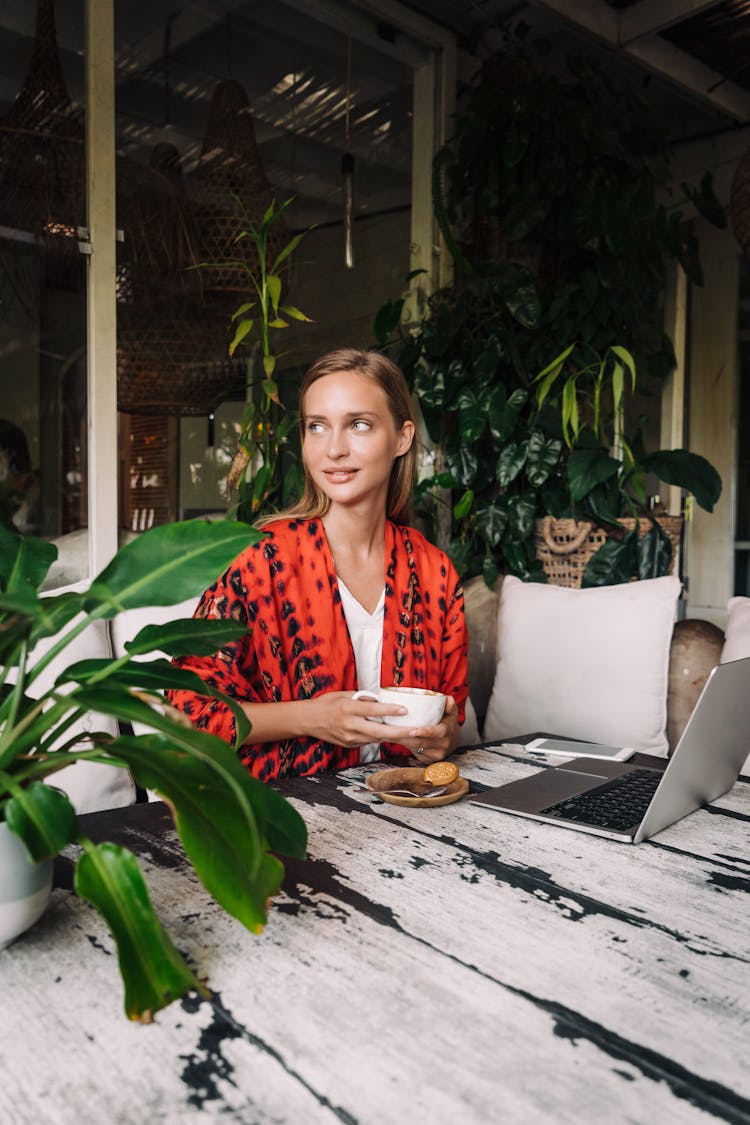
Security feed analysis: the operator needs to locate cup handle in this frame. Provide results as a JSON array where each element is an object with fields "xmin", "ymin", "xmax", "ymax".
[{"xmin": 351, "ymin": 689, "xmax": 386, "ymax": 722}]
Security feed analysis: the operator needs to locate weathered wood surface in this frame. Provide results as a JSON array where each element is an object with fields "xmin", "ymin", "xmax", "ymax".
[{"xmin": 1, "ymin": 744, "xmax": 749, "ymax": 1125}]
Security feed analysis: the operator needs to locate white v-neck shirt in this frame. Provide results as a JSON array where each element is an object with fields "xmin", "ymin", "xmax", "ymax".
[{"xmin": 337, "ymin": 577, "xmax": 385, "ymax": 763}]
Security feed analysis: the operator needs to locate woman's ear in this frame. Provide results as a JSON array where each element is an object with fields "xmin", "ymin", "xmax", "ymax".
[{"xmin": 396, "ymin": 420, "xmax": 416, "ymax": 456}]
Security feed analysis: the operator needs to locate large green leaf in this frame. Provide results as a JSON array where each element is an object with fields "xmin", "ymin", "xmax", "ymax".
[
  {"xmin": 639, "ymin": 449, "xmax": 722, "ymax": 512},
  {"xmin": 57, "ymin": 659, "xmax": 252, "ymax": 747},
  {"xmin": 507, "ymin": 495, "xmax": 537, "ymax": 538},
  {"xmin": 444, "ymin": 434, "xmax": 478, "ymax": 487},
  {"xmin": 109, "ymin": 734, "xmax": 292, "ymax": 934},
  {"xmin": 84, "ymin": 521, "xmax": 261, "ymax": 615},
  {"xmin": 0, "ymin": 695, "xmax": 83, "ymax": 764},
  {"xmin": 30, "ymin": 590, "xmax": 87, "ymax": 644},
  {"xmin": 567, "ymin": 448, "xmax": 621, "ymax": 503},
  {"xmin": 69, "ymin": 693, "xmax": 306, "ymax": 860},
  {"xmin": 443, "ymin": 359, "xmax": 470, "ymax": 404},
  {"xmin": 526, "ymin": 432, "xmax": 561, "ymax": 487},
  {"xmin": 487, "ymin": 385, "xmax": 507, "ymax": 442},
  {"xmin": 0, "ymin": 590, "xmax": 40, "ymax": 615},
  {"xmin": 496, "ymin": 440, "xmax": 529, "ymax": 487},
  {"xmin": 413, "ymin": 361, "xmax": 445, "ymax": 410},
  {"xmin": 475, "ymin": 502, "xmax": 508, "ymax": 547},
  {"xmin": 446, "ymin": 538, "xmax": 473, "ymax": 575},
  {"xmin": 584, "ymin": 475, "xmax": 623, "ymax": 525},
  {"xmin": 452, "ymin": 489, "xmax": 474, "ymax": 520},
  {"xmin": 500, "ymin": 388, "xmax": 528, "ymax": 442},
  {"xmin": 125, "ymin": 618, "xmax": 248, "ymax": 657},
  {"xmin": 505, "ymin": 282, "xmax": 541, "ymax": 329},
  {"xmin": 74, "ymin": 841, "xmax": 206, "ymax": 1021},
  {"xmin": 3, "ymin": 781, "xmax": 78, "ymax": 861},
  {"xmin": 0, "ymin": 526, "xmax": 57, "ymax": 595},
  {"xmin": 638, "ymin": 522, "xmax": 673, "ymax": 579},
  {"xmin": 582, "ymin": 530, "xmax": 639, "ymax": 586},
  {"xmin": 456, "ymin": 390, "xmax": 487, "ymax": 443},
  {"xmin": 474, "ymin": 336, "xmax": 503, "ymax": 387}
]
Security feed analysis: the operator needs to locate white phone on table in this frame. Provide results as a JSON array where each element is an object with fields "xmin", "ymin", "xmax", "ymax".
[{"xmin": 525, "ymin": 737, "xmax": 635, "ymax": 762}]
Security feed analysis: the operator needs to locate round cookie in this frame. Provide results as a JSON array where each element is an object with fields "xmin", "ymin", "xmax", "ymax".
[{"xmin": 423, "ymin": 760, "xmax": 459, "ymax": 786}]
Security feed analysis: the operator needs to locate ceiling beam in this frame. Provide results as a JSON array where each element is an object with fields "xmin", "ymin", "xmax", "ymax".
[
  {"xmin": 531, "ymin": 0, "xmax": 750, "ymax": 123},
  {"xmin": 619, "ymin": 0, "xmax": 726, "ymax": 45},
  {"xmin": 626, "ymin": 34, "xmax": 750, "ymax": 123}
]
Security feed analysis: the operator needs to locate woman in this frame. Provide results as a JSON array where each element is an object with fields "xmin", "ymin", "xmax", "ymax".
[{"xmin": 169, "ymin": 347, "xmax": 468, "ymax": 781}]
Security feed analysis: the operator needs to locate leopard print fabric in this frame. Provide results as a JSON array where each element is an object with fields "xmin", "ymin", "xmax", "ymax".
[{"xmin": 169, "ymin": 518, "xmax": 468, "ymax": 781}]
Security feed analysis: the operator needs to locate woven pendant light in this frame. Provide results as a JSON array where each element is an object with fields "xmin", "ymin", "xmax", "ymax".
[
  {"xmin": 116, "ymin": 142, "xmax": 244, "ymax": 415},
  {"xmin": 0, "ymin": 0, "xmax": 85, "ymax": 290},
  {"xmin": 190, "ymin": 79, "xmax": 286, "ymax": 308}
]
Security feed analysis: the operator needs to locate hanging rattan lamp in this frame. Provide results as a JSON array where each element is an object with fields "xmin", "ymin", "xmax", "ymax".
[
  {"xmin": 0, "ymin": 0, "xmax": 85, "ymax": 291},
  {"xmin": 189, "ymin": 79, "xmax": 287, "ymax": 309},
  {"xmin": 116, "ymin": 142, "xmax": 245, "ymax": 416}
]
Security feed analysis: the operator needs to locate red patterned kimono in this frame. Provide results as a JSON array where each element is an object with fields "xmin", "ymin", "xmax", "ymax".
[{"xmin": 169, "ymin": 517, "xmax": 468, "ymax": 781}]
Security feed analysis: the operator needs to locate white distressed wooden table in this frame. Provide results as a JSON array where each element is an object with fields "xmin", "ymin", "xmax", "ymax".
[{"xmin": 1, "ymin": 743, "xmax": 749, "ymax": 1125}]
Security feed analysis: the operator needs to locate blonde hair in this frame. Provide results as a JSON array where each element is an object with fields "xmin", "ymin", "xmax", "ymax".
[{"xmin": 256, "ymin": 347, "xmax": 417, "ymax": 528}]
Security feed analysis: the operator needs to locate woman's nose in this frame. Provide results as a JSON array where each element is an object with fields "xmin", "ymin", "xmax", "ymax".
[{"xmin": 327, "ymin": 427, "xmax": 349, "ymax": 458}]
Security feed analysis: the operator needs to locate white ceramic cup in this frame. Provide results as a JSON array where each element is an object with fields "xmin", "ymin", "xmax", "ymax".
[{"xmin": 352, "ymin": 686, "xmax": 446, "ymax": 728}]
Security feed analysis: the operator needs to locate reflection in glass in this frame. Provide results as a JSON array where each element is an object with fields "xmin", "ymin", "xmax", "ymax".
[
  {"xmin": 0, "ymin": 0, "xmax": 87, "ymax": 551},
  {"xmin": 114, "ymin": 0, "xmax": 413, "ymax": 523}
]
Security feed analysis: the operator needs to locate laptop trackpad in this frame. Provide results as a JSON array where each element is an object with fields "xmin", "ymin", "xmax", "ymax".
[{"xmin": 474, "ymin": 767, "xmax": 608, "ymax": 814}]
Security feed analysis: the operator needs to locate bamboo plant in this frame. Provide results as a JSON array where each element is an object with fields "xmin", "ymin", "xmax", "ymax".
[{"xmin": 222, "ymin": 197, "xmax": 313, "ymax": 521}]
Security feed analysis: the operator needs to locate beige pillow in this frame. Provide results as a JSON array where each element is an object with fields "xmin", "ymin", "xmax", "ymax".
[
  {"xmin": 483, "ymin": 575, "xmax": 681, "ymax": 755},
  {"xmin": 721, "ymin": 597, "xmax": 750, "ymax": 664},
  {"xmin": 31, "ymin": 582, "xmax": 135, "ymax": 813}
]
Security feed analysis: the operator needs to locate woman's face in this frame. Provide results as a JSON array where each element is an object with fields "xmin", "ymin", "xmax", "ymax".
[{"xmin": 301, "ymin": 370, "xmax": 414, "ymax": 511}]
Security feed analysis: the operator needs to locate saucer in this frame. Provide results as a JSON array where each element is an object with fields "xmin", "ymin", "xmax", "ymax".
[{"xmin": 365, "ymin": 767, "xmax": 469, "ymax": 807}]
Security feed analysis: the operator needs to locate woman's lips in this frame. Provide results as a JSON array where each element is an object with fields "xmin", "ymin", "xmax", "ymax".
[{"xmin": 324, "ymin": 468, "xmax": 358, "ymax": 481}]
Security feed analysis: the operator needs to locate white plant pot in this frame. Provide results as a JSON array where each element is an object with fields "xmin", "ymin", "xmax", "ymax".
[{"xmin": 0, "ymin": 820, "xmax": 53, "ymax": 949}]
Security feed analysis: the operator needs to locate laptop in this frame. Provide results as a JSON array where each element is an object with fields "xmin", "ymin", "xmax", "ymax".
[{"xmin": 470, "ymin": 656, "xmax": 750, "ymax": 843}]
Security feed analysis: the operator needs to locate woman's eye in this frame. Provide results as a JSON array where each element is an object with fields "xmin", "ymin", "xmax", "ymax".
[
  {"xmin": 306, "ymin": 421, "xmax": 324, "ymax": 434},
  {"xmin": 351, "ymin": 419, "xmax": 371, "ymax": 431}
]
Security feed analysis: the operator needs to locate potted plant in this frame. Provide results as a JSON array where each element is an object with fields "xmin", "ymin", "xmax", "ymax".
[
  {"xmin": 530, "ymin": 342, "xmax": 722, "ymax": 584},
  {"xmin": 375, "ymin": 37, "xmax": 725, "ymax": 586},
  {"xmin": 0, "ymin": 518, "xmax": 306, "ymax": 1021}
]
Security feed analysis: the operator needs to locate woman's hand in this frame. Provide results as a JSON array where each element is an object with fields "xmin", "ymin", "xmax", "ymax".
[
  {"xmin": 306, "ymin": 691, "xmax": 408, "ymax": 748},
  {"xmin": 396, "ymin": 696, "xmax": 460, "ymax": 764}
]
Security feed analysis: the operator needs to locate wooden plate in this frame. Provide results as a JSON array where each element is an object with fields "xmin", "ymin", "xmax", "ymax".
[{"xmin": 365, "ymin": 767, "xmax": 469, "ymax": 807}]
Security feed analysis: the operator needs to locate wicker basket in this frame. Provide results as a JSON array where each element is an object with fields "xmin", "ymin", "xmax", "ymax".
[{"xmin": 534, "ymin": 515, "xmax": 683, "ymax": 587}]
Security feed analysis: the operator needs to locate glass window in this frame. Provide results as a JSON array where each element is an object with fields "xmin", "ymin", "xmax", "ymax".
[
  {"xmin": 114, "ymin": 0, "xmax": 414, "ymax": 524},
  {"xmin": 0, "ymin": 0, "xmax": 87, "ymax": 583}
]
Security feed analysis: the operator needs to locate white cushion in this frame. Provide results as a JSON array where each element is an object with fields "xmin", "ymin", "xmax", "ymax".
[
  {"xmin": 720, "ymin": 597, "xmax": 750, "ymax": 774},
  {"xmin": 721, "ymin": 597, "xmax": 750, "ymax": 664},
  {"xmin": 483, "ymin": 575, "xmax": 681, "ymax": 756},
  {"xmin": 30, "ymin": 581, "xmax": 135, "ymax": 814},
  {"xmin": 111, "ymin": 599, "xmax": 199, "ymax": 748}
]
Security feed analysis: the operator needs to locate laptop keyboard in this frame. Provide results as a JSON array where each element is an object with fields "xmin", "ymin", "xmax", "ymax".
[{"xmin": 540, "ymin": 768, "xmax": 663, "ymax": 832}]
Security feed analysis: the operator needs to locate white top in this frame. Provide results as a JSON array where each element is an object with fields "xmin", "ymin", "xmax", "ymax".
[{"xmin": 337, "ymin": 577, "xmax": 385, "ymax": 763}]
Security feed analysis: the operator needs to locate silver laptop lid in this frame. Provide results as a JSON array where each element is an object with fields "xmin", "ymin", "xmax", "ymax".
[{"xmin": 634, "ymin": 656, "xmax": 750, "ymax": 842}]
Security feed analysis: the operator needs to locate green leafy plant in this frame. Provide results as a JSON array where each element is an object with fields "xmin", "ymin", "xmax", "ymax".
[
  {"xmin": 376, "ymin": 38, "xmax": 725, "ymax": 585},
  {"xmin": 531, "ymin": 342, "xmax": 722, "ymax": 584},
  {"xmin": 0, "ymin": 519, "xmax": 306, "ymax": 1021},
  {"xmin": 205, "ymin": 196, "xmax": 312, "ymax": 522}
]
